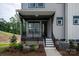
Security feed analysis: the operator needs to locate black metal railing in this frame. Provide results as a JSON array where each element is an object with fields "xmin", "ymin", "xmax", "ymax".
[
  {"xmin": 42, "ymin": 33, "xmax": 46, "ymax": 46},
  {"xmin": 52, "ymin": 32, "xmax": 56, "ymax": 46}
]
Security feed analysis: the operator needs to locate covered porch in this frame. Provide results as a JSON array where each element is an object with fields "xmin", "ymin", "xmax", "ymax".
[{"xmin": 16, "ymin": 10, "xmax": 55, "ymax": 43}]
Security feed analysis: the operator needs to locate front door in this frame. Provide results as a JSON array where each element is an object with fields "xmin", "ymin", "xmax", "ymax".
[
  {"xmin": 27, "ymin": 21, "xmax": 41, "ymax": 38},
  {"xmin": 42, "ymin": 21, "xmax": 47, "ymax": 38}
]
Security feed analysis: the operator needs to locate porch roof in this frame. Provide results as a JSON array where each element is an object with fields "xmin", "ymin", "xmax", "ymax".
[{"xmin": 16, "ymin": 9, "xmax": 54, "ymax": 16}]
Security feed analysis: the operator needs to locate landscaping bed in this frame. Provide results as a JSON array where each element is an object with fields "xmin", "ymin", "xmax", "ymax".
[
  {"xmin": 57, "ymin": 48, "xmax": 79, "ymax": 56},
  {"xmin": 0, "ymin": 33, "xmax": 46, "ymax": 56},
  {"xmin": 0, "ymin": 44, "xmax": 46, "ymax": 56},
  {"xmin": 55, "ymin": 40, "xmax": 79, "ymax": 56}
]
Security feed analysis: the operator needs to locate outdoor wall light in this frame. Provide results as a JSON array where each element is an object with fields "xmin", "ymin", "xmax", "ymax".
[
  {"xmin": 35, "ymin": 14, "xmax": 39, "ymax": 17},
  {"xmin": 56, "ymin": 17, "xmax": 63, "ymax": 26}
]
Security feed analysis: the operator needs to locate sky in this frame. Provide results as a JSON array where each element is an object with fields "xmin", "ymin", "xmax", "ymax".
[{"xmin": 0, "ymin": 3, "xmax": 21, "ymax": 22}]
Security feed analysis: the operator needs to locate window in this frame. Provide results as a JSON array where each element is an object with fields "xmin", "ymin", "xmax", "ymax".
[
  {"xmin": 56, "ymin": 17, "xmax": 63, "ymax": 26},
  {"xmin": 37, "ymin": 3, "xmax": 45, "ymax": 8},
  {"xmin": 27, "ymin": 22, "xmax": 41, "ymax": 37},
  {"xmin": 28, "ymin": 3, "xmax": 36, "ymax": 8},
  {"xmin": 73, "ymin": 16, "xmax": 79, "ymax": 25},
  {"xmin": 28, "ymin": 3, "xmax": 45, "ymax": 8}
]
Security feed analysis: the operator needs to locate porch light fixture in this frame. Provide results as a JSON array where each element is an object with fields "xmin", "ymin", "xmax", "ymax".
[
  {"xmin": 73, "ymin": 16, "xmax": 79, "ymax": 25},
  {"xmin": 35, "ymin": 14, "xmax": 39, "ymax": 17}
]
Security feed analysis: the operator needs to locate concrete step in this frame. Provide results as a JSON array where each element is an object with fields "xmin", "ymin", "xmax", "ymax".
[
  {"xmin": 46, "ymin": 39, "xmax": 52, "ymax": 40},
  {"xmin": 46, "ymin": 45, "xmax": 54, "ymax": 47},
  {"xmin": 46, "ymin": 44, "xmax": 54, "ymax": 47},
  {"xmin": 45, "ymin": 38, "xmax": 54, "ymax": 47},
  {"xmin": 46, "ymin": 42, "xmax": 54, "ymax": 45},
  {"xmin": 46, "ymin": 41, "xmax": 53, "ymax": 42},
  {"xmin": 45, "ymin": 46, "xmax": 56, "ymax": 49},
  {"xmin": 46, "ymin": 44, "xmax": 54, "ymax": 46},
  {"xmin": 46, "ymin": 40, "xmax": 53, "ymax": 41}
]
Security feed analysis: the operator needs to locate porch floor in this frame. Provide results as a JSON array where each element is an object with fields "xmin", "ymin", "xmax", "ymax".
[{"xmin": 45, "ymin": 47, "xmax": 61, "ymax": 56}]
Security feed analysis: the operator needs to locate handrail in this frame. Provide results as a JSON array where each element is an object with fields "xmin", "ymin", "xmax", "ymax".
[{"xmin": 52, "ymin": 32, "xmax": 56, "ymax": 46}]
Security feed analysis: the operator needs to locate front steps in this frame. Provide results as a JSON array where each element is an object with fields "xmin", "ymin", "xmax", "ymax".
[{"xmin": 45, "ymin": 38, "xmax": 54, "ymax": 47}]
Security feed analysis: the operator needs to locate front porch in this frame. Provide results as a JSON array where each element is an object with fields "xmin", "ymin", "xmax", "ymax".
[{"xmin": 16, "ymin": 10, "xmax": 55, "ymax": 47}]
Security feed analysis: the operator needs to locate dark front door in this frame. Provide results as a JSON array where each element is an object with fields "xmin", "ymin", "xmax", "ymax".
[{"xmin": 42, "ymin": 21, "xmax": 47, "ymax": 38}]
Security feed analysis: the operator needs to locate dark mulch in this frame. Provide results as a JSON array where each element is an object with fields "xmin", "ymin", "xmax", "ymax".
[
  {"xmin": 56, "ymin": 45, "xmax": 79, "ymax": 56},
  {"xmin": 0, "ymin": 45, "xmax": 46, "ymax": 56}
]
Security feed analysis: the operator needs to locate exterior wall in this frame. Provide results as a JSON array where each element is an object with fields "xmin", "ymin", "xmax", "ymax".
[
  {"xmin": 21, "ymin": 3, "xmax": 65, "ymax": 39},
  {"xmin": 65, "ymin": 3, "xmax": 79, "ymax": 40},
  {"xmin": 53, "ymin": 4, "xmax": 65, "ymax": 40}
]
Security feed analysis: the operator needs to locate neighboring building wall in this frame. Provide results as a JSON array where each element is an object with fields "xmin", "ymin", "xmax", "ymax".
[
  {"xmin": 21, "ymin": 3, "xmax": 65, "ymax": 39},
  {"xmin": 65, "ymin": 3, "xmax": 79, "ymax": 40}
]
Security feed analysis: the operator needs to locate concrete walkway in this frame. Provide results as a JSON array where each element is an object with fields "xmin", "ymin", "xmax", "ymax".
[{"xmin": 45, "ymin": 47, "xmax": 61, "ymax": 56}]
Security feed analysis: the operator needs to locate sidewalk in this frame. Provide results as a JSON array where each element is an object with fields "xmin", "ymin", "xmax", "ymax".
[{"xmin": 45, "ymin": 47, "xmax": 61, "ymax": 56}]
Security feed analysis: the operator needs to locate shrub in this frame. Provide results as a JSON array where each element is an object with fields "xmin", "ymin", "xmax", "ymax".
[
  {"xmin": 9, "ymin": 43, "xmax": 17, "ymax": 48},
  {"xmin": 69, "ymin": 40, "xmax": 75, "ymax": 49},
  {"xmin": 30, "ymin": 44, "xmax": 39, "ymax": 51},
  {"xmin": 15, "ymin": 43, "xmax": 23, "ymax": 50},
  {"xmin": 10, "ymin": 34, "xmax": 17, "ymax": 44},
  {"xmin": 9, "ymin": 34, "xmax": 17, "ymax": 48},
  {"xmin": 76, "ymin": 43, "xmax": 79, "ymax": 51}
]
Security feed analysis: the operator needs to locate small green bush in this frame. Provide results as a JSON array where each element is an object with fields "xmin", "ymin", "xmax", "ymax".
[
  {"xmin": 9, "ymin": 43, "xmax": 23, "ymax": 50},
  {"xmin": 76, "ymin": 43, "xmax": 79, "ymax": 51},
  {"xmin": 9, "ymin": 43, "xmax": 17, "ymax": 47},
  {"xmin": 30, "ymin": 44, "xmax": 38, "ymax": 51},
  {"xmin": 9, "ymin": 34, "xmax": 17, "ymax": 48},
  {"xmin": 15, "ymin": 43, "xmax": 23, "ymax": 50},
  {"xmin": 10, "ymin": 34, "xmax": 17, "ymax": 44},
  {"xmin": 69, "ymin": 40, "xmax": 75, "ymax": 49}
]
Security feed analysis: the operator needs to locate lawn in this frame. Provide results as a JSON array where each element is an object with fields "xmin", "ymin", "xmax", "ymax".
[
  {"xmin": 0, "ymin": 31, "xmax": 20, "ymax": 43},
  {"xmin": 0, "ymin": 31, "xmax": 13, "ymax": 36},
  {"xmin": 0, "ymin": 43, "xmax": 9, "ymax": 47},
  {"xmin": 0, "ymin": 43, "xmax": 10, "ymax": 53}
]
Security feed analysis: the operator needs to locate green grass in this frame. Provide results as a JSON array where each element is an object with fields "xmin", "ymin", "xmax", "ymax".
[
  {"xmin": 0, "ymin": 31, "xmax": 18, "ymax": 36},
  {"xmin": 0, "ymin": 43, "xmax": 20, "ymax": 47},
  {"xmin": 0, "ymin": 31, "xmax": 13, "ymax": 36},
  {"xmin": 0, "ymin": 43, "xmax": 10, "ymax": 52},
  {"xmin": 0, "ymin": 43, "xmax": 9, "ymax": 47}
]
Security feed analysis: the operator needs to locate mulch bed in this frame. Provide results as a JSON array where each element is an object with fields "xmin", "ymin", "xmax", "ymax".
[
  {"xmin": 0, "ymin": 45, "xmax": 46, "ymax": 56},
  {"xmin": 56, "ymin": 45, "xmax": 79, "ymax": 56}
]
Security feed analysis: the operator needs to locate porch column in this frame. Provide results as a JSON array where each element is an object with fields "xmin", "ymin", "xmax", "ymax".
[
  {"xmin": 20, "ymin": 18, "xmax": 23, "ymax": 41},
  {"xmin": 50, "ymin": 17, "xmax": 52, "ymax": 38},
  {"xmin": 20, "ymin": 18, "xmax": 26, "ymax": 41},
  {"xmin": 40, "ymin": 21, "xmax": 42, "ymax": 37},
  {"xmin": 50, "ymin": 14, "xmax": 55, "ymax": 40},
  {"xmin": 50, "ymin": 14, "xmax": 56, "ymax": 45}
]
